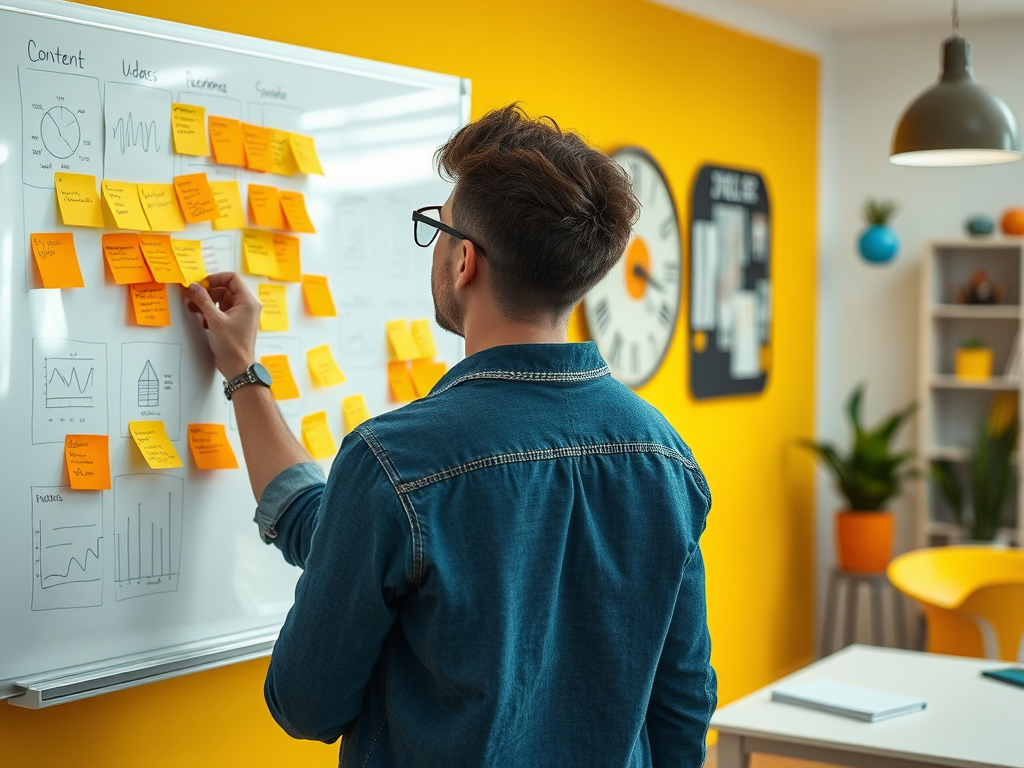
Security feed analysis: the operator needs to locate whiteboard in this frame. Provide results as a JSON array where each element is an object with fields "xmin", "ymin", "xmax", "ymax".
[{"xmin": 0, "ymin": 0, "xmax": 468, "ymax": 702}]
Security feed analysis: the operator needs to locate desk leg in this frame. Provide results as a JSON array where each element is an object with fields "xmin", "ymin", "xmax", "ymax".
[{"xmin": 716, "ymin": 734, "xmax": 749, "ymax": 768}]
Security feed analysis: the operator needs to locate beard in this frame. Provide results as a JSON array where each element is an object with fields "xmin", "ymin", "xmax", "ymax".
[{"xmin": 431, "ymin": 242, "xmax": 464, "ymax": 336}]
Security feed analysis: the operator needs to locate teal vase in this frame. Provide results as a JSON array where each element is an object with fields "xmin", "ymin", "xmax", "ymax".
[{"xmin": 859, "ymin": 225, "xmax": 898, "ymax": 264}]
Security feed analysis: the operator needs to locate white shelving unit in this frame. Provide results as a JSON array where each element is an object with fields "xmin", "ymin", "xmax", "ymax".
[{"xmin": 917, "ymin": 239, "xmax": 1024, "ymax": 547}]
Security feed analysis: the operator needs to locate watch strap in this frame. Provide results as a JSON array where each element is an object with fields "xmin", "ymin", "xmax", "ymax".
[{"xmin": 224, "ymin": 365, "xmax": 258, "ymax": 401}]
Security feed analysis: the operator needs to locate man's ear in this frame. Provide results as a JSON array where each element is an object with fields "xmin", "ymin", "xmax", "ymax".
[{"xmin": 454, "ymin": 239, "xmax": 479, "ymax": 291}]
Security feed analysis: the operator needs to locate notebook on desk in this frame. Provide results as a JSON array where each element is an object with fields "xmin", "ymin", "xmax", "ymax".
[{"xmin": 771, "ymin": 679, "xmax": 927, "ymax": 722}]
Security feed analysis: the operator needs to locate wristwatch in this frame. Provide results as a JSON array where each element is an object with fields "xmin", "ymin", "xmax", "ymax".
[{"xmin": 223, "ymin": 362, "xmax": 273, "ymax": 401}]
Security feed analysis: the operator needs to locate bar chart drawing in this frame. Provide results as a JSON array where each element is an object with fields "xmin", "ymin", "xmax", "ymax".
[
  {"xmin": 138, "ymin": 360, "xmax": 159, "ymax": 407},
  {"xmin": 31, "ymin": 486, "xmax": 103, "ymax": 611},
  {"xmin": 113, "ymin": 474, "xmax": 183, "ymax": 601}
]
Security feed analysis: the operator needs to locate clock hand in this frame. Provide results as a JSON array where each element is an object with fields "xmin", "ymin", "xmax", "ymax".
[{"xmin": 632, "ymin": 263, "xmax": 664, "ymax": 292}]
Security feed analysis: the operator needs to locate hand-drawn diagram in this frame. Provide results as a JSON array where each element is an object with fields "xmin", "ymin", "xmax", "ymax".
[
  {"xmin": 31, "ymin": 486, "xmax": 103, "ymax": 610},
  {"xmin": 338, "ymin": 198, "xmax": 372, "ymax": 271},
  {"xmin": 120, "ymin": 342, "xmax": 181, "ymax": 440},
  {"xmin": 103, "ymin": 82, "xmax": 173, "ymax": 183},
  {"xmin": 138, "ymin": 360, "xmax": 159, "ymax": 407},
  {"xmin": 19, "ymin": 67, "xmax": 103, "ymax": 188},
  {"xmin": 113, "ymin": 474, "xmax": 183, "ymax": 601},
  {"xmin": 33, "ymin": 338, "xmax": 108, "ymax": 444},
  {"xmin": 338, "ymin": 286, "xmax": 381, "ymax": 370}
]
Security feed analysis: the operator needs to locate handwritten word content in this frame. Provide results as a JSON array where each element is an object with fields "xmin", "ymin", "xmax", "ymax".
[
  {"xmin": 65, "ymin": 435, "xmax": 111, "ymax": 490},
  {"xmin": 30, "ymin": 233, "xmax": 83, "ymax": 289},
  {"xmin": 128, "ymin": 420, "xmax": 182, "ymax": 469}
]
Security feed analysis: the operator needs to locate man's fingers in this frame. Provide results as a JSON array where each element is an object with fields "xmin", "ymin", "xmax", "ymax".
[{"xmin": 187, "ymin": 283, "xmax": 221, "ymax": 325}]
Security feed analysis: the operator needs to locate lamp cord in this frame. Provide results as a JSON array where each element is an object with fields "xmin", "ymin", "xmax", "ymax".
[{"xmin": 953, "ymin": 0, "xmax": 960, "ymax": 35}]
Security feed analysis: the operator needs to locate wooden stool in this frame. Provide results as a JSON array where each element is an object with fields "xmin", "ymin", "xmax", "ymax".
[{"xmin": 820, "ymin": 568, "xmax": 906, "ymax": 656}]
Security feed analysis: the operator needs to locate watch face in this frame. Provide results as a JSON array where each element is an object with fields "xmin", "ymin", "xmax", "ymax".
[
  {"xmin": 251, "ymin": 362, "xmax": 273, "ymax": 387},
  {"xmin": 584, "ymin": 147, "xmax": 682, "ymax": 388}
]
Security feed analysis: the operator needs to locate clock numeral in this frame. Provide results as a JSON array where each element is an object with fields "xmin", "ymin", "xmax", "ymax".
[
  {"xmin": 663, "ymin": 260, "xmax": 679, "ymax": 282},
  {"xmin": 631, "ymin": 342, "xmax": 641, "ymax": 375},
  {"xmin": 649, "ymin": 332, "xmax": 659, "ymax": 354},
  {"xmin": 658, "ymin": 303, "xmax": 674, "ymax": 328},
  {"xmin": 608, "ymin": 332, "xmax": 623, "ymax": 368},
  {"xmin": 592, "ymin": 298, "xmax": 611, "ymax": 334},
  {"xmin": 632, "ymin": 162, "xmax": 644, "ymax": 200},
  {"xmin": 660, "ymin": 215, "xmax": 676, "ymax": 240}
]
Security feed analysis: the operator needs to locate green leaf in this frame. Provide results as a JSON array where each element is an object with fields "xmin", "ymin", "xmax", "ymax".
[{"xmin": 930, "ymin": 461, "xmax": 963, "ymax": 525}]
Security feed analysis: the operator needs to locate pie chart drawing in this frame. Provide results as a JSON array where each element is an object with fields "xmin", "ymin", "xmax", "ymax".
[{"xmin": 41, "ymin": 106, "xmax": 81, "ymax": 159}]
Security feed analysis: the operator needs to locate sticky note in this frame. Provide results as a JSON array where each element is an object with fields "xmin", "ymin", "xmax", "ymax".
[
  {"xmin": 410, "ymin": 319, "xmax": 439, "ymax": 359},
  {"xmin": 307, "ymin": 345, "xmax": 345, "ymax": 387},
  {"xmin": 208, "ymin": 116, "xmax": 246, "ymax": 166},
  {"xmin": 386, "ymin": 319, "xmax": 421, "ymax": 361},
  {"xmin": 342, "ymin": 394, "xmax": 372, "ymax": 433},
  {"xmin": 273, "ymin": 234, "xmax": 301, "ymax": 283},
  {"xmin": 258, "ymin": 284, "xmax": 288, "ymax": 331},
  {"xmin": 210, "ymin": 181, "xmax": 245, "ymax": 230},
  {"xmin": 102, "ymin": 233, "xmax": 152, "ymax": 284},
  {"xmin": 241, "ymin": 123, "xmax": 273, "ymax": 172},
  {"xmin": 242, "ymin": 229, "xmax": 280, "ymax": 277},
  {"xmin": 170, "ymin": 239, "xmax": 207, "ymax": 286},
  {"xmin": 289, "ymin": 133, "xmax": 325, "ymax": 175},
  {"xmin": 54, "ymin": 172, "xmax": 103, "ymax": 228},
  {"xmin": 65, "ymin": 435, "xmax": 111, "ymax": 490},
  {"xmin": 171, "ymin": 103, "xmax": 209, "ymax": 156},
  {"xmin": 269, "ymin": 129, "xmax": 299, "ymax": 176},
  {"xmin": 301, "ymin": 411, "xmax": 336, "ymax": 460},
  {"xmin": 138, "ymin": 234, "xmax": 185, "ymax": 284},
  {"xmin": 301, "ymin": 275, "xmax": 337, "ymax": 317},
  {"xmin": 259, "ymin": 354, "xmax": 301, "ymax": 400},
  {"xmin": 138, "ymin": 184, "xmax": 186, "ymax": 232},
  {"xmin": 410, "ymin": 359, "xmax": 448, "ymax": 397},
  {"xmin": 388, "ymin": 361, "xmax": 418, "ymax": 403},
  {"xmin": 129, "ymin": 282, "xmax": 172, "ymax": 327},
  {"xmin": 128, "ymin": 420, "xmax": 182, "ymax": 469},
  {"xmin": 102, "ymin": 180, "xmax": 151, "ymax": 230},
  {"xmin": 187, "ymin": 423, "xmax": 239, "ymax": 469},
  {"xmin": 173, "ymin": 173, "xmax": 222, "ymax": 223},
  {"xmin": 30, "ymin": 233, "xmax": 83, "ymax": 289},
  {"xmin": 279, "ymin": 190, "xmax": 316, "ymax": 233},
  {"xmin": 248, "ymin": 184, "xmax": 285, "ymax": 229}
]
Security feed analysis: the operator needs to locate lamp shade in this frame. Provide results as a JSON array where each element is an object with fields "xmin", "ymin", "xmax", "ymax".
[{"xmin": 891, "ymin": 36, "xmax": 1022, "ymax": 166}]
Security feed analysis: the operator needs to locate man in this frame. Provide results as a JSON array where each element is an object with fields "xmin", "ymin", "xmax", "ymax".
[{"xmin": 187, "ymin": 104, "xmax": 715, "ymax": 767}]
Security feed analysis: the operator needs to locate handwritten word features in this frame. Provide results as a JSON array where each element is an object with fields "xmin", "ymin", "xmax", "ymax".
[
  {"xmin": 27, "ymin": 40, "xmax": 85, "ymax": 68},
  {"xmin": 185, "ymin": 70, "xmax": 227, "ymax": 93},
  {"xmin": 129, "ymin": 282, "xmax": 171, "ymax": 327},
  {"xmin": 187, "ymin": 424, "xmax": 238, "ymax": 470},
  {"xmin": 123, "ymin": 59, "xmax": 157, "ymax": 82},
  {"xmin": 31, "ymin": 233, "xmax": 83, "ymax": 289},
  {"xmin": 65, "ymin": 435, "xmax": 111, "ymax": 490},
  {"xmin": 172, "ymin": 174, "xmax": 221, "ymax": 223},
  {"xmin": 128, "ymin": 420, "xmax": 182, "ymax": 469},
  {"xmin": 255, "ymin": 82, "xmax": 287, "ymax": 100}
]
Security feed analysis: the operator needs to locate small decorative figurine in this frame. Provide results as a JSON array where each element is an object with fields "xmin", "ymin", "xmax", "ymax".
[{"xmin": 858, "ymin": 198, "xmax": 899, "ymax": 264}]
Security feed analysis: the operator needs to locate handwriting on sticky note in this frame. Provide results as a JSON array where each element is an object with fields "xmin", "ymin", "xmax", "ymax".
[
  {"xmin": 138, "ymin": 184, "xmax": 186, "ymax": 232},
  {"xmin": 171, "ymin": 103, "xmax": 208, "ymax": 156},
  {"xmin": 273, "ymin": 234, "xmax": 301, "ymax": 282},
  {"xmin": 129, "ymin": 282, "xmax": 171, "ymax": 327},
  {"xmin": 173, "ymin": 173, "xmax": 221, "ymax": 223},
  {"xmin": 102, "ymin": 233, "xmax": 152, "ymax": 284},
  {"xmin": 210, "ymin": 181, "xmax": 245, "ymax": 230},
  {"xmin": 411, "ymin": 359, "xmax": 448, "ymax": 397},
  {"xmin": 170, "ymin": 239, "xmax": 207, "ymax": 286},
  {"xmin": 31, "ymin": 233, "xmax": 83, "ymax": 289},
  {"xmin": 279, "ymin": 190, "xmax": 315, "ymax": 233},
  {"xmin": 301, "ymin": 411, "xmax": 336, "ymax": 460},
  {"xmin": 102, "ymin": 180, "xmax": 151, "ymax": 230},
  {"xmin": 241, "ymin": 123, "xmax": 273, "ymax": 172},
  {"xmin": 410, "ymin": 319, "xmax": 439, "ymax": 359},
  {"xmin": 260, "ymin": 354, "xmax": 300, "ymax": 400},
  {"xmin": 289, "ymin": 133, "xmax": 325, "ymax": 175},
  {"xmin": 388, "ymin": 361, "xmax": 418, "ymax": 403},
  {"xmin": 208, "ymin": 116, "xmax": 246, "ymax": 166},
  {"xmin": 301, "ymin": 275, "xmax": 336, "ymax": 317},
  {"xmin": 54, "ymin": 172, "xmax": 104, "ymax": 228},
  {"xmin": 342, "ymin": 394, "xmax": 372, "ymax": 433},
  {"xmin": 65, "ymin": 435, "xmax": 111, "ymax": 490},
  {"xmin": 242, "ymin": 229, "xmax": 280, "ymax": 277},
  {"xmin": 386, "ymin": 319, "xmax": 421, "ymax": 361},
  {"xmin": 187, "ymin": 424, "xmax": 238, "ymax": 469},
  {"xmin": 138, "ymin": 234, "xmax": 185, "ymax": 284},
  {"xmin": 307, "ymin": 345, "xmax": 345, "ymax": 387},
  {"xmin": 269, "ymin": 129, "xmax": 299, "ymax": 176},
  {"xmin": 258, "ymin": 284, "xmax": 288, "ymax": 331},
  {"xmin": 248, "ymin": 184, "xmax": 285, "ymax": 229},
  {"xmin": 129, "ymin": 420, "xmax": 182, "ymax": 468}
]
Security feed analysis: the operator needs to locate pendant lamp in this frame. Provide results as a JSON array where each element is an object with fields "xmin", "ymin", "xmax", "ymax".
[{"xmin": 890, "ymin": 0, "xmax": 1021, "ymax": 166}]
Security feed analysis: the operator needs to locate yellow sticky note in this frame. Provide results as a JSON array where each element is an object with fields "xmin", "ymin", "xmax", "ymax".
[
  {"xmin": 208, "ymin": 116, "xmax": 246, "ymax": 166},
  {"xmin": 342, "ymin": 394, "xmax": 372, "ymax": 433},
  {"xmin": 210, "ymin": 181, "xmax": 245, "ymax": 230},
  {"xmin": 173, "ymin": 173, "xmax": 222, "ymax": 223},
  {"xmin": 102, "ymin": 180, "xmax": 151, "ymax": 231},
  {"xmin": 129, "ymin": 282, "xmax": 172, "ymax": 327},
  {"xmin": 307, "ymin": 345, "xmax": 345, "ymax": 387},
  {"xmin": 258, "ymin": 284, "xmax": 288, "ymax": 331},
  {"xmin": 128, "ymin": 420, "xmax": 182, "ymax": 469},
  {"xmin": 65, "ymin": 435, "xmax": 111, "ymax": 490},
  {"xmin": 30, "ymin": 233, "xmax": 83, "ymax": 289},
  {"xmin": 410, "ymin": 319, "xmax": 439, "ymax": 359},
  {"xmin": 279, "ymin": 190, "xmax": 316, "ymax": 233},
  {"xmin": 241, "ymin": 123, "xmax": 273, "ymax": 172},
  {"xmin": 269, "ymin": 129, "xmax": 299, "ymax": 176},
  {"xmin": 301, "ymin": 411, "xmax": 336, "ymax": 460},
  {"xmin": 102, "ymin": 233, "xmax": 152, "ymax": 285},
  {"xmin": 388, "ymin": 361, "xmax": 418, "ymax": 403},
  {"xmin": 248, "ymin": 184, "xmax": 285, "ymax": 229},
  {"xmin": 54, "ymin": 172, "xmax": 104, "ymax": 228},
  {"xmin": 301, "ymin": 275, "xmax": 337, "ymax": 317},
  {"xmin": 289, "ymin": 133, "xmax": 325, "ymax": 175},
  {"xmin": 411, "ymin": 359, "xmax": 448, "ymax": 397},
  {"xmin": 171, "ymin": 103, "xmax": 209, "ymax": 156},
  {"xmin": 138, "ymin": 184, "xmax": 186, "ymax": 232},
  {"xmin": 187, "ymin": 423, "xmax": 239, "ymax": 469},
  {"xmin": 138, "ymin": 234, "xmax": 185, "ymax": 284},
  {"xmin": 242, "ymin": 228, "xmax": 280, "ymax": 277},
  {"xmin": 386, "ymin": 319, "xmax": 421, "ymax": 361},
  {"xmin": 260, "ymin": 354, "xmax": 301, "ymax": 400},
  {"xmin": 170, "ymin": 239, "xmax": 207, "ymax": 286},
  {"xmin": 273, "ymin": 234, "xmax": 302, "ymax": 283}
]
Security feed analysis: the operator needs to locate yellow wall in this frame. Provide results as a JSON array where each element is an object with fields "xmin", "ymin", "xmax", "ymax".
[{"xmin": 1, "ymin": 1, "xmax": 818, "ymax": 764}]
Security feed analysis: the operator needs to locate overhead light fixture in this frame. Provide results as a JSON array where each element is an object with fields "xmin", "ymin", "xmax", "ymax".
[{"xmin": 890, "ymin": 0, "xmax": 1021, "ymax": 166}]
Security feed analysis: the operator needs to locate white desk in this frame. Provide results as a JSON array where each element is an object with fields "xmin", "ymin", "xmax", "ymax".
[{"xmin": 711, "ymin": 645, "xmax": 1024, "ymax": 768}]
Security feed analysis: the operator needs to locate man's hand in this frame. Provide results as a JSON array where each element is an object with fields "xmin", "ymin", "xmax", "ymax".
[{"xmin": 186, "ymin": 272, "xmax": 261, "ymax": 380}]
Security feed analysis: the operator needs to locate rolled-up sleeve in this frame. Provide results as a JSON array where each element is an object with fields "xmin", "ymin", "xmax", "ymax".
[{"xmin": 254, "ymin": 462, "xmax": 326, "ymax": 568}]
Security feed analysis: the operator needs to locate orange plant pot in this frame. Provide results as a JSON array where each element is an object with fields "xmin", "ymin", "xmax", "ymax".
[{"xmin": 836, "ymin": 510, "xmax": 894, "ymax": 572}]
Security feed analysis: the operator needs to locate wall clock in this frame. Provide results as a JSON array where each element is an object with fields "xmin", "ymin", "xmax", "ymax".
[{"xmin": 583, "ymin": 147, "xmax": 681, "ymax": 389}]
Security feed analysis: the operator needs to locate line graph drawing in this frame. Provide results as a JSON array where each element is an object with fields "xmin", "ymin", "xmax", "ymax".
[
  {"xmin": 111, "ymin": 111, "xmax": 161, "ymax": 155},
  {"xmin": 103, "ymin": 82, "xmax": 172, "ymax": 183},
  {"xmin": 32, "ymin": 486, "xmax": 103, "ymax": 610},
  {"xmin": 113, "ymin": 475, "xmax": 183, "ymax": 601},
  {"xmin": 33, "ymin": 338, "xmax": 108, "ymax": 445},
  {"xmin": 138, "ymin": 360, "xmax": 159, "ymax": 408},
  {"xmin": 41, "ymin": 105, "xmax": 80, "ymax": 158},
  {"xmin": 45, "ymin": 357, "xmax": 96, "ymax": 408}
]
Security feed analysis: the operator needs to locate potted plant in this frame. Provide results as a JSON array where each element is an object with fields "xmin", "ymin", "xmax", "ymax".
[
  {"xmin": 955, "ymin": 338, "xmax": 994, "ymax": 380},
  {"xmin": 858, "ymin": 198, "xmax": 900, "ymax": 264},
  {"xmin": 802, "ymin": 385, "xmax": 917, "ymax": 572}
]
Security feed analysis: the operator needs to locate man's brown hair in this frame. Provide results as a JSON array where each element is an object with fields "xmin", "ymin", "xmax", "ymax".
[{"xmin": 436, "ymin": 104, "xmax": 639, "ymax": 320}]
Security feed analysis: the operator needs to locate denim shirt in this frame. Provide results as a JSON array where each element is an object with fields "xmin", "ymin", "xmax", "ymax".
[{"xmin": 256, "ymin": 342, "xmax": 716, "ymax": 767}]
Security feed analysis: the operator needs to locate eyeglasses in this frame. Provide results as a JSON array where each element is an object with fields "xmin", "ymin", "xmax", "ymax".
[{"xmin": 412, "ymin": 206, "xmax": 482, "ymax": 253}]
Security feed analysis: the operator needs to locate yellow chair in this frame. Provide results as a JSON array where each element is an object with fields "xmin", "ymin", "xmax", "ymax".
[{"xmin": 887, "ymin": 546, "xmax": 1024, "ymax": 661}]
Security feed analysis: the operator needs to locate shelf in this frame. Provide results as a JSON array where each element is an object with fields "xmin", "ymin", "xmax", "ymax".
[
  {"xmin": 929, "ymin": 375, "xmax": 1019, "ymax": 390},
  {"xmin": 926, "ymin": 446, "xmax": 1019, "ymax": 464},
  {"xmin": 924, "ymin": 521, "xmax": 1020, "ymax": 546},
  {"xmin": 931, "ymin": 304, "xmax": 1021, "ymax": 319}
]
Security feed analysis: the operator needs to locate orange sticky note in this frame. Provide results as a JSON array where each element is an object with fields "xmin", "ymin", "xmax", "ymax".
[
  {"xmin": 138, "ymin": 184, "xmax": 186, "ymax": 232},
  {"xmin": 273, "ymin": 234, "xmax": 302, "ymax": 282},
  {"xmin": 187, "ymin": 423, "xmax": 239, "ymax": 469},
  {"xmin": 301, "ymin": 411, "xmax": 336, "ymax": 460},
  {"xmin": 173, "ymin": 173, "xmax": 222, "ymax": 223},
  {"xmin": 54, "ymin": 172, "xmax": 104, "ymax": 228},
  {"xmin": 289, "ymin": 133, "xmax": 325, "ymax": 175},
  {"xmin": 241, "ymin": 123, "xmax": 273, "ymax": 172},
  {"xmin": 128, "ymin": 420, "xmax": 182, "ymax": 469},
  {"xmin": 138, "ymin": 234, "xmax": 185, "ymax": 284},
  {"xmin": 129, "ymin": 282, "xmax": 172, "ymax": 327},
  {"xmin": 388, "ymin": 361, "xmax": 418, "ymax": 403},
  {"xmin": 210, "ymin": 181, "xmax": 245, "ymax": 230},
  {"xmin": 248, "ymin": 184, "xmax": 285, "ymax": 229},
  {"xmin": 242, "ymin": 229, "xmax": 280, "ymax": 277},
  {"xmin": 260, "ymin": 354, "xmax": 301, "ymax": 400},
  {"xmin": 307, "ymin": 344, "xmax": 345, "ymax": 387},
  {"xmin": 208, "ymin": 116, "xmax": 246, "ymax": 166},
  {"xmin": 171, "ymin": 103, "xmax": 209, "ymax": 156},
  {"xmin": 30, "ymin": 233, "xmax": 83, "ymax": 289},
  {"xmin": 170, "ymin": 239, "xmax": 207, "ymax": 286},
  {"xmin": 342, "ymin": 394, "xmax": 372, "ymax": 433},
  {"xmin": 386, "ymin": 319, "xmax": 420, "ymax": 361},
  {"xmin": 258, "ymin": 284, "xmax": 288, "ymax": 331},
  {"xmin": 269, "ymin": 129, "xmax": 299, "ymax": 176},
  {"xmin": 410, "ymin": 319, "xmax": 439, "ymax": 359},
  {"xmin": 410, "ymin": 359, "xmax": 448, "ymax": 397},
  {"xmin": 279, "ymin": 190, "xmax": 316, "ymax": 234},
  {"xmin": 102, "ymin": 233, "xmax": 152, "ymax": 285},
  {"xmin": 102, "ymin": 180, "xmax": 151, "ymax": 230},
  {"xmin": 65, "ymin": 435, "xmax": 111, "ymax": 490},
  {"xmin": 301, "ymin": 275, "xmax": 337, "ymax": 317}
]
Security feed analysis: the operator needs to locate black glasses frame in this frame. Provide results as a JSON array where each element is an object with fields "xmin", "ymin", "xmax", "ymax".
[{"xmin": 412, "ymin": 206, "xmax": 480, "ymax": 251}]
